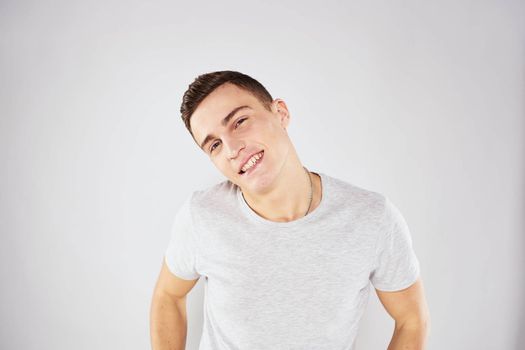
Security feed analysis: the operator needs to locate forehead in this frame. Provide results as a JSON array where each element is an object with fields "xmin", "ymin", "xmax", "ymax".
[{"xmin": 190, "ymin": 83, "xmax": 262, "ymax": 144}]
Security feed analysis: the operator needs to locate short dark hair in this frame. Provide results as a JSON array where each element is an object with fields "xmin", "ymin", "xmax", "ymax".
[{"xmin": 180, "ymin": 70, "xmax": 274, "ymax": 140}]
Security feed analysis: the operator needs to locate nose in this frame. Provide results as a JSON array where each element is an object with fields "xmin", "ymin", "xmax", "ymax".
[{"xmin": 224, "ymin": 137, "xmax": 245, "ymax": 160}]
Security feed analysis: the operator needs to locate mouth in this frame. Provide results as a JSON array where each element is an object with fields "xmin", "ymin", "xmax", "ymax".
[{"xmin": 239, "ymin": 150, "xmax": 264, "ymax": 176}]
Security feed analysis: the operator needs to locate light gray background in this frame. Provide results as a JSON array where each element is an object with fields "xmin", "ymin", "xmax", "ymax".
[{"xmin": 1, "ymin": 1, "xmax": 524, "ymax": 349}]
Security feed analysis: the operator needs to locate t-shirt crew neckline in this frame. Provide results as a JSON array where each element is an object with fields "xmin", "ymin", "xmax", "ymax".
[{"xmin": 236, "ymin": 171, "xmax": 329, "ymax": 228}]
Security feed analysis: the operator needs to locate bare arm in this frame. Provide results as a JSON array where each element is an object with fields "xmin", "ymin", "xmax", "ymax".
[
  {"xmin": 387, "ymin": 322, "xmax": 428, "ymax": 350},
  {"xmin": 376, "ymin": 278, "xmax": 431, "ymax": 350},
  {"xmin": 150, "ymin": 260, "xmax": 199, "ymax": 350}
]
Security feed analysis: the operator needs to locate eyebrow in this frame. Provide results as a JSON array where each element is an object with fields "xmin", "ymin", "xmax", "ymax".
[{"xmin": 199, "ymin": 105, "xmax": 252, "ymax": 151}]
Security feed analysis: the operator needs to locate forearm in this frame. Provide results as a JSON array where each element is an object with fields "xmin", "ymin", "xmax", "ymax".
[
  {"xmin": 150, "ymin": 292, "xmax": 188, "ymax": 350},
  {"xmin": 387, "ymin": 322, "xmax": 428, "ymax": 350}
]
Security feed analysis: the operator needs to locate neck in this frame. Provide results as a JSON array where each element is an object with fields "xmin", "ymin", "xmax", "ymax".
[{"xmin": 240, "ymin": 164, "xmax": 320, "ymax": 223}]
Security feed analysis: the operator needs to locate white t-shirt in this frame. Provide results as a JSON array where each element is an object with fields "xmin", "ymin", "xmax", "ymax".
[{"xmin": 165, "ymin": 171, "xmax": 420, "ymax": 350}]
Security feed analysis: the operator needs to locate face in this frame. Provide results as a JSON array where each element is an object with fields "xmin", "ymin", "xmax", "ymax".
[{"xmin": 190, "ymin": 83, "xmax": 292, "ymax": 194}]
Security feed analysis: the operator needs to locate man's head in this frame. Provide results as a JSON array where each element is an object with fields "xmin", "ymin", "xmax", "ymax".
[
  {"xmin": 181, "ymin": 71, "xmax": 274, "ymax": 140},
  {"xmin": 180, "ymin": 70, "xmax": 298, "ymax": 194}
]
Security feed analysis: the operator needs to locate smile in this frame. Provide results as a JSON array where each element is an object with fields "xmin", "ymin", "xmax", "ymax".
[{"xmin": 239, "ymin": 151, "xmax": 264, "ymax": 176}]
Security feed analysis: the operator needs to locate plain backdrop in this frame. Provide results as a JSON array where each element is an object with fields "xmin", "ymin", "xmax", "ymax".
[{"xmin": 1, "ymin": 0, "xmax": 524, "ymax": 349}]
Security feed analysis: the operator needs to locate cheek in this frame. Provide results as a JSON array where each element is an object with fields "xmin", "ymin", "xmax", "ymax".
[
  {"xmin": 264, "ymin": 122, "xmax": 288, "ymax": 145},
  {"xmin": 268, "ymin": 118, "xmax": 288, "ymax": 138},
  {"xmin": 215, "ymin": 159, "xmax": 232, "ymax": 172},
  {"xmin": 258, "ymin": 118, "xmax": 280, "ymax": 139}
]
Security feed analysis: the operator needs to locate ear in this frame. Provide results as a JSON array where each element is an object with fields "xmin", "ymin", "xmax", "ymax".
[{"xmin": 272, "ymin": 98, "xmax": 290, "ymax": 130}]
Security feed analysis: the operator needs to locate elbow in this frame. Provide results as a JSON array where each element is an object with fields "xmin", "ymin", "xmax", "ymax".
[
  {"xmin": 399, "ymin": 302, "xmax": 431, "ymax": 335},
  {"xmin": 396, "ymin": 315, "xmax": 431, "ymax": 337}
]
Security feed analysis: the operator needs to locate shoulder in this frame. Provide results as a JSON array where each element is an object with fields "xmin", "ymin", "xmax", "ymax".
[
  {"xmin": 192, "ymin": 179, "xmax": 236, "ymax": 202},
  {"xmin": 322, "ymin": 172, "xmax": 387, "ymax": 214},
  {"xmin": 186, "ymin": 179, "xmax": 238, "ymax": 218}
]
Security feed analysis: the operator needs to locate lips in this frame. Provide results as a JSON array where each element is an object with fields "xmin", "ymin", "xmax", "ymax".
[{"xmin": 238, "ymin": 150, "xmax": 264, "ymax": 174}]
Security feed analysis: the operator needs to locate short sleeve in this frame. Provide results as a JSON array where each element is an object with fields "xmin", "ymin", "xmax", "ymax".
[
  {"xmin": 164, "ymin": 193, "xmax": 201, "ymax": 281},
  {"xmin": 370, "ymin": 196, "xmax": 420, "ymax": 291}
]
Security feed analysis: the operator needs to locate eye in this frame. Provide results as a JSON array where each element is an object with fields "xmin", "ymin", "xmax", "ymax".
[
  {"xmin": 210, "ymin": 141, "xmax": 220, "ymax": 153},
  {"xmin": 209, "ymin": 117, "xmax": 247, "ymax": 154},
  {"xmin": 234, "ymin": 117, "xmax": 247, "ymax": 129}
]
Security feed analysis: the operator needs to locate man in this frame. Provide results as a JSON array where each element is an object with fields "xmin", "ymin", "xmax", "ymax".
[{"xmin": 150, "ymin": 70, "xmax": 430, "ymax": 350}]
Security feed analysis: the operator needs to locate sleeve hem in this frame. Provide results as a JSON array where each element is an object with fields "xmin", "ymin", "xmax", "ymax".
[
  {"xmin": 164, "ymin": 254, "xmax": 200, "ymax": 281},
  {"xmin": 372, "ymin": 268, "xmax": 420, "ymax": 292}
]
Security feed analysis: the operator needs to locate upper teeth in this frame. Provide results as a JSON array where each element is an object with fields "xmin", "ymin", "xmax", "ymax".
[{"xmin": 241, "ymin": 152, "xmax": 263, "ymax": 172}]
